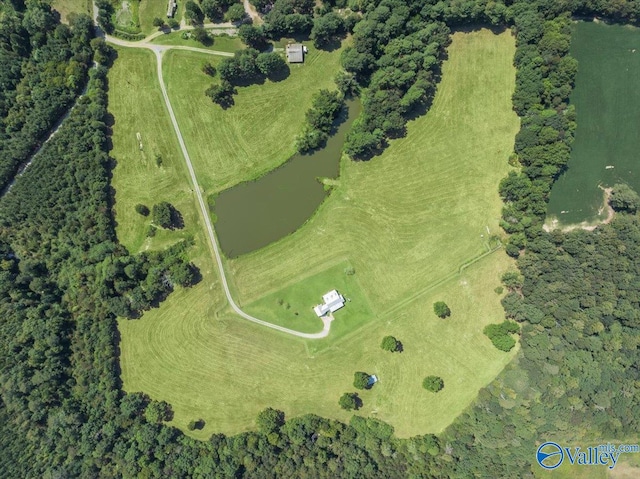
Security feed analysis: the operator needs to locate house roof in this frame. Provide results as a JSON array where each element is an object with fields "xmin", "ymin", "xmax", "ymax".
[
  {"xmin": 322, "ymin": 290, "xmax": 342, "ymax": 304},
  {"xmin": 314, "ymin": 290, "xmax": 345, "ymax": 317},
  {"xmin": 286, "ymin": 44, "xmax": 304, "ymax": 63}
]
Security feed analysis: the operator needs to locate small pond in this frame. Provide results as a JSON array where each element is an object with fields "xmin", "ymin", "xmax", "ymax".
[{"xmin": 213, "ymin": 99, "xmax": 361, "ymax": 258}]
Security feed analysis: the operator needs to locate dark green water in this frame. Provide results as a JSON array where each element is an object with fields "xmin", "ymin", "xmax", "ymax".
[
  {"xmin": 214, "ymin": 99, "xmax": 361, "ymax": 258},
  {"xmin": 546, "ymin": 22, "xmax": 640, "ymax": 226}
]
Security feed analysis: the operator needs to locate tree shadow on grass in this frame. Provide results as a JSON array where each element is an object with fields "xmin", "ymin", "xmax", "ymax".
[
  {"xmin": 187, "ymin": 263, "xmax": 203, "ymax": 286},
  {"xmin": 198, "ymin": 36, "xmax": 214, "ymax": 47},
  {"xmin": 170, "ymin": 206, "xmax": 184, "ymax": 230},
  {"xmin": 193, "ymin": 419, "xmax": 205, "ymax": 430},
  {"xmin": 315, "ymin": 34, "xmax": 346, "ymax": 53},
  {"xmin": 265, "ymin": 65, "xmax": 291, "ymax": 82}
]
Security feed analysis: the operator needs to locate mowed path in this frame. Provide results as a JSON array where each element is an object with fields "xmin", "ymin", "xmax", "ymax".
[{"xmin": 94, "ymin": 6, "xmax": 332, "ymax": 338}]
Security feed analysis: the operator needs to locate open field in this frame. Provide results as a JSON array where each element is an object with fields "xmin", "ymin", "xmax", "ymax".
[
  {"xmin": 151, "ymin": 32, "xmax": 244, "ymax": 52},
  {"xmin": 108, "ymin": 47, "xmax": 203, "ymax": 253},
  {"xmin": 119, "ymin": 252, "xmax": 517, "ymax": 439},
  {"xmin": 116, "ymin": 28, "xmax": 521, "ymax": 439},
  {"xmin": 161, "ymin": 43, "xmax": 345, "ymax": 192},
  {"xmin": 52, "ymin": 0, "xmax": 91, "ymax": 22},
  {"xmin": 114, "ymin": 0, "xmax": 140, "ymax": 33}
]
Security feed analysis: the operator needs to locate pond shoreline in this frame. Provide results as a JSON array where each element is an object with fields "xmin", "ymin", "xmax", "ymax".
[
  {"xmin": 544, "ymin": 186, "xmax": 615, "ymax": 233},
  {"xmin": 213, "ymin": 99, "xmax": 361, "ymax": 258}
]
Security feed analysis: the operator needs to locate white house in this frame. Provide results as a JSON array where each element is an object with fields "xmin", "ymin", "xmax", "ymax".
[{"xmin": 314, "ymin": 290, "xmax": 345, "ymax": 317}]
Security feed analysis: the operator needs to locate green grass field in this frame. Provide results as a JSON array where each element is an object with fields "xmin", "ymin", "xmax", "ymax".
[
  {"xmin": 108, "ymin": 47, "xmax": 203, "ymax": 253},
  {"xmin": 114, "ymin": 29, "xmax": 520, "ymax": 439},
  {"xmin": 227, "ymin": 30, "xmax": 518, "ymax": 314},
  {"xmin": 52, "ymin": 0, "xmax": 91, "ymax": 23}
]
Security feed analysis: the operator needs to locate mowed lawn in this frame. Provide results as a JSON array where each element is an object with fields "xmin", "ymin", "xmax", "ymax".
[
  {"xmin": 52, "ymin": 0, "xmax": 91, "ymax": 22},
  {"xmin": 161, "ymin": 43, "xmax": 345, "ymax": 192},
  {"xmin": 243, "ymin": 261, "xmax": 375, "ymax": 340},
  {"xmin": 108, "ymin": 47, "xmax": 204, "ymax": 253},
  {"xmin": 119, "ymin": 252, "xmax": 516, "ymax": 439},
  {"xmin": 116, "ymin": 28, "xmax": 521, "ymax": 439}
]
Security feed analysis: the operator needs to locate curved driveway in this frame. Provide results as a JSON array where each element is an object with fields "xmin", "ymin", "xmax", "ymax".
[{"xmin": 98, "ymin": 16, "xmax": 332, "ymax": 338}]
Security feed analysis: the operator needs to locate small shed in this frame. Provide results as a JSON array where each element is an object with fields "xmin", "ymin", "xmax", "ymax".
[
  {"xmin": 167, "ymin": 0, "xmax": 177, "ymax": 18},
  {"xmin": 367, "ymin": 375, "xmax": 379, "ymax": 387},
  {"xmin": 286, "ymin": 43, "xmax": 304, "ymax": 63},
  {"xmin": 314, "ymin": 290, "xmax": 345, "ymax": 317}
]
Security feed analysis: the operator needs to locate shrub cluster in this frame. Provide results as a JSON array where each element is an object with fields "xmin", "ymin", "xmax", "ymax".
[{"xmin": 483, "ymin": 320, "xmax": 519, "ymax": 352}]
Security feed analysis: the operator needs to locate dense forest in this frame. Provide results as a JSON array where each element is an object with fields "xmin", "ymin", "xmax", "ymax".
[
  {"xmin": 0, "ymin": 0, "xmax": 94, "ymax": 192},
  {"xmin": 2, "ymin": 0, "xmax": 640, "ymax": 477}
]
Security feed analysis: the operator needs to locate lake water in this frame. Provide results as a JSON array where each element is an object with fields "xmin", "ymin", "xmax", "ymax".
[
  {"xmin": 214, "ymin": 99, "xmax": 361, "ymax": 258},
  {"xmin": 546, "ymin": 21, "xmax": 640, "ymax": 226}
]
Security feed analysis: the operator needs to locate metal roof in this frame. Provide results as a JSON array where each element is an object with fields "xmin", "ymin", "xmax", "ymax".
[
  {"xmin": 286, "ymin": 44, "xmax": 304, "ymax": 63},
  {"xmin": 314, "ymin": 290, "xmax": 345, "ymax": 317}
]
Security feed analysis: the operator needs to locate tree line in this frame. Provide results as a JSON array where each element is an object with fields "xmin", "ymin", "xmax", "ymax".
[{"xmin": 207, "ymin": 48, "xmax": 289, "ymax": 107}]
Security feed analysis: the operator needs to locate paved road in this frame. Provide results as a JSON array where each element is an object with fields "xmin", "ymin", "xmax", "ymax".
[{"xmin": 93, "ymin": 2, "xmax": 332, "ymax": 338}]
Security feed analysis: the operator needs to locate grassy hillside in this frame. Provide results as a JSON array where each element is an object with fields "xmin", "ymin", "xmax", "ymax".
[
  {"xmin": 229, "ymin": 29, "xmax": 519, "ymax": 313},
  {"xmin": 115, "ymin": 29, "xmax": 520, "ymax": 439}
]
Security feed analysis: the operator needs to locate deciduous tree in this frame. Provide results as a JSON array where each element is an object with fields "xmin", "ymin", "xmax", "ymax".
[
  {"xmin": 226, "ymin": 3, "xmax": 247, "ymax": 23},
  {"xmin": 339, "ymin": 392, "xmax": 360, "ymax": 410},
  {"xmin": 423, "ymin": 376, "xmax": 444, "ymax": 393},
  {"xmin": 433, "ymin": 301, "xmax": 451, "ymax": 318},
  {"xmin": 353, "ymin": 371, "xmax": 370, "ymax": 390},
  {"xmin": 381, "ymin": 336, "xmax": 399, "ymax": 352},
  {"xmin": 152, "ymin": 202, "xmax": 174, "ymax": 229},
  {"xmin": 256, "ymin": 408, "xmax": 285, "ymax": 434},
  {"xmin": 610, "ymin": 183, "xmax": 640, "ymax": 213}
]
